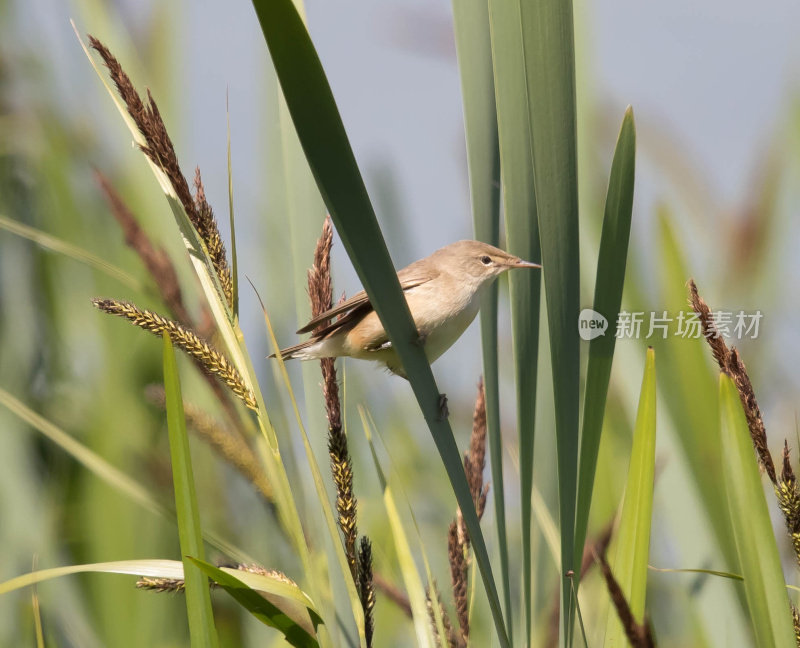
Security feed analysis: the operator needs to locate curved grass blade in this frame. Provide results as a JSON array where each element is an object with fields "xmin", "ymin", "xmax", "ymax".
[
  {"xmin": 190, "ymin": 559, "xmax": 321, "ymax": 648},
  {"xmin": 453, "ymin": 0, "xmax": 509, "ymax": 633},
  {"xmin": 532, "ymin": 485, "xmax": 561, "ymax": 570},
  {"xmin": 719, "ymin": 374, "xmax": 795, "ymax": 648},
  {"xmin": 0, "ymin": 559, "xmax": 189, "ymax": 594},
  {"xmin": 486, "ymin": 0, "xmax": 541, "ymax": 639},
  {"xmin": 362, "ymin": 409, "xmax": 451, "ymax": 648},
  {"xmin": 647, "ymin": 566, "xmax": 744, "ymax": 581},
  {"xmin": 255, "ymin": 289, "xmax": 365, "ymax": 646},
  {"xmin": 519, "ymin": 0, "xmax": 582, "ymax": 636},
  {"xmin": 360, "ymin": 409, "xmax": 435, "ymax": 648},
  {"xmin": 604, "ymin": 348, "xmax": 656, "ymax": 646},
  {"xmin": 0, "ymin": 213, "xmax": 142, "ymax": 292},
  {"xmin": 162, "ymin": 335, "xmax": 218, "ymax": 648},
  {"xmin": 31, "ymin": 560, "xmax": 44, "ymax": 648},
  {"xmin": 574, "ymin": 107, "xmax": 636, "ymax": 571},
  {"xmin": 277, "ymin": 88, "xmax": 329, "ymax": 447},
  {"xmin": 264, "ymin": 0, "xmax": 329, "ymax": 447},
  {"xmin": 1, "ymin": 557, "xmax": 321, "ymax": 646},
  {"xmin": 249, "ymin": 2, "xmax": 508, "ymax": 644},
  {"xmin": 226, "ymin": 92, "xmax": 239, "ymax": 320},
  {"xmin": 645, "ymin": 565, "xmax": 800, "ymax": 596},
  {"xmin": 506, "ymin": 440, "xmax": 561, "ymax": 570}
]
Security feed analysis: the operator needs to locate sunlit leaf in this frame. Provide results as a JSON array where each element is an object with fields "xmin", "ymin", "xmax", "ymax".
[
  {"xmin": 719, "ymin": 374, "xmax": 795, "ymax": 647},
  {"xmin": 190, "ymin": 559, "xmax": 321, "ymax": 648},
  {"xmin": 604, "ymin": 348, "xmax": 656, "ymax": 646}
]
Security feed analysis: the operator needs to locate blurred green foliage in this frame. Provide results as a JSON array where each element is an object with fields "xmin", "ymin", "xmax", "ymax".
[{"xmin": 0, "ymin": 1, "xmax": 798, "ymax": 646}]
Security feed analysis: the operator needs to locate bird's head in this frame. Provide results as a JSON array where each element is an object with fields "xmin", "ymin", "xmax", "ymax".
[{"xmin": 437, "ymin": 240, "xmax": 541, "ymax": 286}]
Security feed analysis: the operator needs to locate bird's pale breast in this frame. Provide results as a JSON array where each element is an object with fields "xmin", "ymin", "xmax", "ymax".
[{"xmin": 342, "ymin": 278, "xmax": 482, "ymax": 368}]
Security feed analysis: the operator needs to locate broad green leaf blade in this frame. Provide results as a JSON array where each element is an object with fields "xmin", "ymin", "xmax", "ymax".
[
  {"xmin": 361, "ymin": 410, "xmax": 435, "ymax": 648},
  {"xmin": 574, "ymin": 107, "xmax": 637, "ymax": 569},
  {"xmin": 0, "ymin": 213, "xmax": 142, "ymax": 292},
  {"xmin": 249, "ymin": 2, "xmax": 508, "ymax": 644},
  {"xmin": 452, "ymin": 0, "xmax": 499, "ymax": 238},
  {"xmin": 719, "ymin": 374, "xmax": 795, "ymax": 648},
  {"xmin": 190, "ymin": 559, "xmax": 321, "ymax": 648},
  {"xmin": 487, "ymin": 0, "xmax": 542, "ymax": 640},
  {"xmin": 605, "ymin": 347, "xmax": 656, "ymax": 646},
  {"xmin": 519, "ymin": 0, "xmax": 581, "ymax": 636},
  {"xmin": 162, "ymin": 335, "xmax": 218, "ymax": 648},
  {"xmin": 451, "ymin": 0, "xmax": 508, "ymax": 632}
]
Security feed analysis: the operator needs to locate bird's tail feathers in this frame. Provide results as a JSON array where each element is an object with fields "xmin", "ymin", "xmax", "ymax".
[{"xmin": 269, "ymin": 338, "xmax": 321, "ymax": 361}]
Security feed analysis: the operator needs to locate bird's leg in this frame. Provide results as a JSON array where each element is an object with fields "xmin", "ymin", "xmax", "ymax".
[
  {"xmin": 413, "ymin": 329, "xmax": 427, "ymax": 348},
  {"xmin": 437, "ymin": 393, "xmax": 449, "ymax": 421}
]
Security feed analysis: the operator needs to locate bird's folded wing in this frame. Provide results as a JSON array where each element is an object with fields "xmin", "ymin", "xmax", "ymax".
[
  {"xmin": 296, "ymin": 289, "xmax": 369, "ymax": 334},
  {"xmin": 296, "ymin": 264, "xmax": 438, "ymax": 334}
]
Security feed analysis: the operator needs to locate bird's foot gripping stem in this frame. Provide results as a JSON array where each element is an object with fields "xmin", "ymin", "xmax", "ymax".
[{"xmin": 437, "ymin": 393, "xmax": 449, "ymax": 421}]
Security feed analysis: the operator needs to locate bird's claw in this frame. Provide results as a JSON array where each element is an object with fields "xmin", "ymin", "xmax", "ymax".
[{"xmin": 437, "ymin": 394, "xmax": 449, "ymax": 421}]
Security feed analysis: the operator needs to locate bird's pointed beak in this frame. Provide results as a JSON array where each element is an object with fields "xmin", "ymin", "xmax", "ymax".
[{"xmin": 508, "ymin": 257, "xmax": 541, "ymax": 269}]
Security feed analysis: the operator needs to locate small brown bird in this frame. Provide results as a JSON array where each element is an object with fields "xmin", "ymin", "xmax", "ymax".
[{"xmin": 274, "ymin": 240, "xmax": 540, "ymax": 377}]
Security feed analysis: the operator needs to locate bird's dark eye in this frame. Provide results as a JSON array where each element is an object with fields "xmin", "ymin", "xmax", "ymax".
[{"xmin": 480, "ymin": 255, "xmax": 492, "ymax": 265}]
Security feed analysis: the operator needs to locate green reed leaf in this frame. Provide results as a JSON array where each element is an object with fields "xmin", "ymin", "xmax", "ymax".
[
  {"xmin": 575, "ymin": 107, "xmax": 636, "ymax": 570},
  {"xmin": 604, "ymin": 348, "xmax": 656, "ymax": 646},
  {"xmin": 719, "ymin": 374, "xmax": 795, "ymax": 648},
  {"xmin": 249, "ymin": 2, "xmax": 508, "ymax": 643},
  {"xmin": 162, "ymin": 334, "xmax": 218, "ymax": 648}
]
